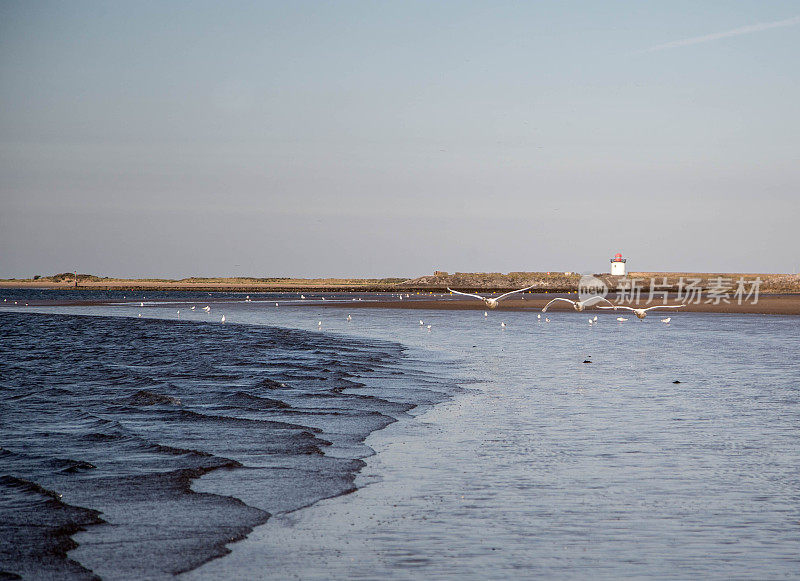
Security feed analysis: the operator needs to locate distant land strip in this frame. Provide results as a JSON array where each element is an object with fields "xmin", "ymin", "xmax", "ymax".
[{"xmin": 1, "ymin": 271, "xmax": 799, "ymax": 294}]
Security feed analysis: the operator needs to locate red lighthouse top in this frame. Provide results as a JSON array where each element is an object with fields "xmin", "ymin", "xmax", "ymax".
[{"xmin": 611, "ymin": 252, "xmax": 626, "ymax": 263}]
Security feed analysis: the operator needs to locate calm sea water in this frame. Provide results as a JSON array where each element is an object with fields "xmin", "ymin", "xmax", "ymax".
[{"xmin": 2, "ymin": 291, "xmax": 799, "ymax": 579}]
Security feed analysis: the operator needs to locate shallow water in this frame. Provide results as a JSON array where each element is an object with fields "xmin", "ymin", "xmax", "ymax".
[
  {"xmin": 0, "ymin": 303, "xmax": 455, "ymax": 578},
  {"xmin": 2, "ymin": 293, "xmax": 799, "ymax": 579}
]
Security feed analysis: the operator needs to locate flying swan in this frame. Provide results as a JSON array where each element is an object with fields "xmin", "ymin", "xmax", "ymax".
[
  {"xmin": 598, "ymin": 304, "xmax": 685, "ymax": 320},
  {"xmin": 541, "ymin": 296, "xmax": 615, "ymax": 312},
  {"xmin": 447, "ymin": 285, "xmax": 536, "ymax": 309}
]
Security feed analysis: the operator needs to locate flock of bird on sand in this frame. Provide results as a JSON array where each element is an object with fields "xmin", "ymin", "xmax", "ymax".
[{"xmin": 126, "ymin": 284, "xmax": 685, "ymax": 328}]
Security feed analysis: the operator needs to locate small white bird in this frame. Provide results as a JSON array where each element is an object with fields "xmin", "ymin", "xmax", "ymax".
[
  {"xmin": 221, "ymin": 315, "xmax": 225, "ymax": 323},
  {"xmin": 322, "ymin": 297, "xmax": 325, "ymax": 301},
  {"xmin": 599, "ymin": 304, "xmax": 685, "ymax": 320},
  {"xmin": 140, "ymin": 302, "xmax": 144, "ymax": 307},
  {"xmin": 542, "ymin": 296, "xmax": 615, "ymax": 313},
  {"xmin": 545, "ymin": 317, "xmax": 550, "ymax": 323},
  {"xmin": 190, "ymin": 306, "xmax": 196, "ymax": 311},
  {"xmin": 177, "ymin": 310, "xmax": 180, "ymax": 317},
  {"xmin": 347, "ymin": 314, "xmax": 352, "ymax": 321},
  {"xmin": 419, "ymin": 320, "xmax": 424, "ymax": 326},
  {"xmin": 138, "ymin": 313, "xmax": 142, "ymax": 318},
  {"xmin": 301, "ymin": 295, "xmax": 306, "ymax": 299},
  {"xmin": 275, "ymin": 302, "xmax": 279, "ymax": 307},
  {"xmin": 203, "ymin": 306, "xmax": 211, "ymax": 312},
  {"xmin": 426, "ymin": 324, "xmax": 432, "ymax": 330},
  {"xmin": 318, "ymin": 321, "xmax": 322, "ymax": 327},
  {"xmin": 593, "ymin": 315, "xmax": 598, "ymax": 322},
  {"xmin": 537, "ymin": 314, "xmax": 541, "ymax": 320},
  {"xmin": 484, "ymin": 311, "xmax": 488, "ymax": 317},
  {"xmin": 500, "ymin": 322, "xmax": 506, "ymax": 328},
  {"xmin": 447, "ymin": 285, "xmax": 536, "ymax": 309},
  {"xmin": 661, "ymin": 317, "xmax": 671, "ymax": 324},
  {"xmin": 588, "ymin": 317, "xmax": 594, "ymax": 325},
  {"xmin": 616, "ymin": 317, "xmax": 628, "ymax": 322}
]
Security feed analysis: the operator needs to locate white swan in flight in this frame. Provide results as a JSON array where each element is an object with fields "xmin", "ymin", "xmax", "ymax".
[
  {"xmin": 541, "ymin": 296, "xmax": 615, "ymax": 312},
  {"xmin": 447, "ymin": 285, "xmax": 535, "ymax": 309},
  {"xmin": 599, "ymin": 304, "xmax": 685, "ymax": 320}
]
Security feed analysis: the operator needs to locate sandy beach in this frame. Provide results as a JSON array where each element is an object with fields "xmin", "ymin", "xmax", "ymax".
[{"xmin": 3, "ymin": 271, "xmax": 799, "ymax": 316}]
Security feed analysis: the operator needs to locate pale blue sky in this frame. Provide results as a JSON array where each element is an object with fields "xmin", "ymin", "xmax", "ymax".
[{"xmin": 1, "ymin": 1, "xmax": 798, "ymax": 277}]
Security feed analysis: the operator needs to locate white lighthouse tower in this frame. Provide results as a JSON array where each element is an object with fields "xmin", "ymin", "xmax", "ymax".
[{"xmin": 610, "ymin": 252, "xmax": 627, "ymax": 276}]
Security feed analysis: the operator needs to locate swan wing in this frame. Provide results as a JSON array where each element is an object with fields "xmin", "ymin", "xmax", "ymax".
[
  {"xmin": 447, "ymin": 288, "xmax": 486, "ymax": 300},
  {"xmin": 582, "ymin": 296, "xmax": 615, "ymax": 308},
  {"xmin": 496, "ymin": 285, "xmax": 537, "ymax": 301},
  {"xmin": 542, "ymin": 297, "xmax": 575, "ymax": 312},
  {"xmin": 643, "ymin": 304, "xmax": 686, "ymax": 312}
]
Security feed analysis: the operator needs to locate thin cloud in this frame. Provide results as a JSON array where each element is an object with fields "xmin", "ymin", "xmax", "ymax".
[{"xmin": 641, "ymin": 15, "xmax": 800, "ymax": 53}]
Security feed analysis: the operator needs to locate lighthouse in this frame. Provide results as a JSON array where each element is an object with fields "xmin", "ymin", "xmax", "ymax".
[{"xmin": 610, "ymin": 252, "xmax": 627, "ymax": 276}]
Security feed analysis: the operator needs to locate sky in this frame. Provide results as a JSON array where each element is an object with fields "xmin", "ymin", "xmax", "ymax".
[{"xmin": 1, "ymin": 1, "xmax": 798, "ymax": 278}]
